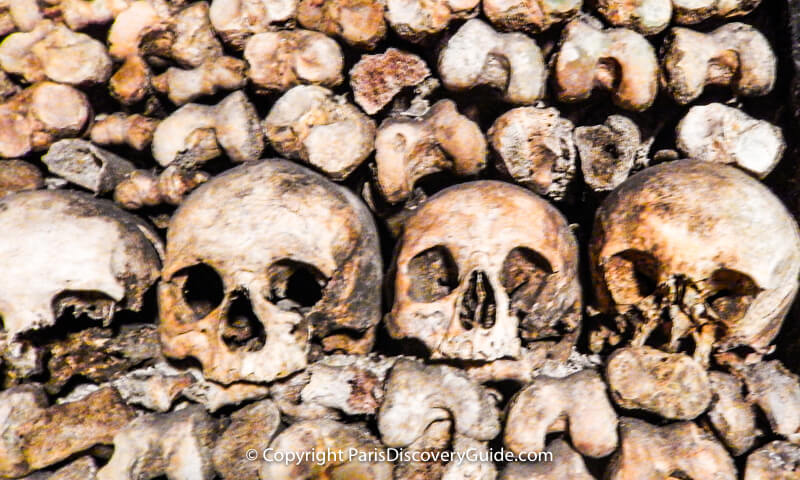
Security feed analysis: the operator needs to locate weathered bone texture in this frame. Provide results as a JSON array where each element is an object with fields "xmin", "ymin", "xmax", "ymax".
[
  {"xmin": 180, "ymin": 370, "xmax": 270, "ymax": 412},
  {"xmin": 159, "ymin": 160, "xmax": 382, "ymax": 384},
  {"xmin": 465, "ymin": 343, "xmax": 601, "ymax": 384},
  {"xmin": 350, "ymin": 48, "xmax": 430, "ymax": 115},
  {"xmin": 261, "ymin": 419, "xmax": 394, "ymax": 479},
  {"xmin": 19, "ymin": 387, "xmax": 136, "ymax": 473},
  {"xmin": 114, "ymin": 167, "xmax": 210, "ymax": 209},
  {"xmin": 606, "ymin": 346, "xmax": 711, "ymax": 420},
  {"xmin": 0, "ymin": 160, "xmax": 42, "ymax": 198},
  {"xmin": 606, "ymin": 417, "xmax": 737, "ymax": 479},
  {"xmin": 591, "ymin": 160, "xmax": 800, "ymax": 366},
  {"xmin": 489, "ymin": 106, "xmax": 576, "ymax": 201},
  {"xmin": 0, "ymin": 71, "xmax": 20, "ymax": 101},
  {"xmin": 212, "ymin": 399, "xmax": 281, "ymax": 480},
  {"xmin": 500, "ymin": 439, "xmax": 596, "ymax": 480},
  {"xmin": 244, "ymin": 29, "xmax": 343, "ymax": 93},
  {"xmin": 59, "ymin": 0, "xmax": 132, "ymax": 30},
  {"xmin": 389, "ymin": 181, "xmax": 581, "ymax": 361},
  {"xmin": 0, "ymin": 384, "xmax": 48, "ymax": 478},
  {"xmin": 505, "ymin": 369, "xmax": 618, "ymax": 458},
  {"xmin": 484, "ymin": 0, "xmax": 580, "ymax": 33},
  {"xmin": 297, "ymin": 0, "xmax": 385, "ymax": 49},
  {"xmin": 0, "ymin": 191, "xmax": 162, "ymax": 339},
  {"xmin": 745, "ymin": 441, "xmax": 800, "ymax": 480},
  {"xmin": 263, "ymin": 85, "xmax": 376, "ymax": 180},
  {"xmin": 152, "ymin": 90, "xmax": 263, "ymax": 167},
  {"xmin": 270, "ymin": 370, "xmax": 339, "ymax": 421},
  {"xmin": 0, "ymin": 20, "xmax": 112, "ymax": 85},
  {"xmin": 0, "ymin": 0, "xmax": 43, "ymax": 33},
  {"xmin": 385, "ymin": 0, "xmax": 479, "ymax": 41},
  {"xmin": 209, "ymin": 0, "xmax": 297, "ymax": 48},
  {"xmin": 438, "ymin": 19, "xmax": 546, "ymax": 104},
  {"xmin": 375, "ymin": 99, "xmax": 486, "ymax": 203},
  {"xmin": 554, "ymin": 15, "xmax": 658, "ymax": 111},
  {"xmin": 32, "ymin": 456, "xmax": 98, "ymax": 480},
  {"xmin": 707, "ymin": 371, "xmax": 756, "ymax": 455},
  {"xmin": 676, "ymin": 103, "xmax": 785, "ymax": 179},
  {"xmin": 575, "ymin": 115, "xmax": 651, "ymax": 192},
  {"xmin": 740, "ymin": 360, "xmax": 800, "ymax": 443},
  {"xmin": 42, "ymin": 139, "xmax": 136, "ymax": 194},
  {"xmin": 662, "ymin": 23, "xmax": 776, "ymax": 105},
  {"xmin": 111, "ymin": 363, "xmax": 195, "ymax": 412},
  {"xmin": 153, "ymin": 56, "xmax": 247, "ymax": 105},
  {"xmin": 596, "ymin": 0, "xmax": 762, "ymax": 35},
  {"xmin": 109, "ymin": 55, "xmax": 152, "ymax": 105},
  {"xmin": 0, "ymin": 82, "xmax": 91, "ymax": 159},
  {"xmin": 91, "ymin": 113, "xmax": 159, "ymax": 151},
  {"xmin": 97, "ymin": 405, "xmax": 218, "ymax": 480},
  {"xmin": 0, "ymin": 336, "xmax": 44, "ymax": 386}
]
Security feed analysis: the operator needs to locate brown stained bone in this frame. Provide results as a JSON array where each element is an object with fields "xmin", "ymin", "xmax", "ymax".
[
  {"xmin": 0, "ymin": 336, "xmax": 44, "ymax": 386},
  {"xmin": 500, "ymin": 439, "xmax": 596, "ymax": 480},
  {"xmin": 0, "ymin": 20, "xmax": 112, "ymax": 85},
  {"xmin": 0, "ymin": 82, "xmax": 90, "ymax": 159},
  {"xmin": 504, "ymin": 369, "xmax": 618, "ymax": 458},
  {"xmin": 151, "ymin": 90, "xmax": 263, "ymax": 167},
  {"xmin": 0, "ymin": 384, "xmax": 48, "ymax": 478},
  {"xmin": 484, "ymin": 0, "xmax": 581, "ymax": 34},
  {"xmin": 152, "ymin": 56, "xmax": 247, "ymax": 105},
  {"xmin": 297, "ymin": 0, "xmax": 385, "ymax": 49},
  {"xmin": 261, "ymin": 419, "xmax": 394, "ymax": 480},
  {"xmin": 374, "ymin": 99, "xmax": 486, "ymax": 203},
  {"xmin": 489, "ymin": 106, "xmax": 576, "ymax": 201},
  {"xmin": 209, "ymin": 0, "xmax": 297, "ymax": 48},
  {"xmin": 263, "ymin": 85, "xmax": 376, "ymax": 180},
  {"xmin": 389, "ymin": 181, "xmax": 581, "ymax": 361},
  {"xmin": 41, "ymin": 456, "xmax": 99, "ymax": 480},
  {"xmin": 19, "ymin": 387, "xmax": 136, "ymax": 472},
  {"xmin": 96, "ymin": 405, "xmax": 219, "ymax": 480},
  {"xmin": 0, "ymin": 159, "xmax": 43, "ymax": 198},
  {"xmin": 212, "ymin": 399, "xmax": 281, "ymax": 480},
  {"xmin": 662, "ymin": 23, "xmax": 776, "ymax": 105},
  {"xmin": 745, "ymin": 441, "xmax": 800, "ymax": 480},
  {"xmin": 244, "ymin": 29, "xmax": 343, "ymax": 94},
  {"xmin": 740, "ymin": 360, "xmax": 800, "ymax": 443},
  {"xmin": 109, "ymin": 55, "xmax": 152, "ymax": 105},
  {"xmin": 91, "ymin": 113, "xmax": 159, "ymax": 151},
  {"xmin": 115, "ymin": 166, "xmax": 210, "ymax": 209},
  {"xmin": 707, "ymin": 371, "xmax": 756, "ymax": 455},
  {"xmin": 676, "ymin": 103, "xmax": 785, "ymax": 179},
  {"xmin": 591, "ymin": 160, "xmax": 800, "ymax": 366},
  {"xmin": 350, "ymin": 48, "xmax": 430, "ymax": 115},
  {"xmin": 606, "ymin": 346, "xmax": 711, "ymax": 420},
  {"xmin": 42, "ymin": 139, "xmax": 137, "ymax": 194},
  {"xmin": 159, "ymin": 160, "xmax": 382, "ymax": 384},
  {"xmin": 385, "ymin": 0, "xmax": 479, "ymax": 42},
  {"xmin": 554, "ymin": 15, "xmax": 658, "ymax": 111},
  {"xmin": 438, "ymin": 19, "xmax": 546, "ymax": 105},
  {"xmin": 0, "ymin": 70, "xmax": 20, "ymax": 101},
  {"xmin": 575, "ymin": 115, "xmax": 651, "ymax": 192}
]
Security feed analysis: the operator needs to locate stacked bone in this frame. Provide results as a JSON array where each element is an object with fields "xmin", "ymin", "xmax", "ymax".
[{"xmin": 0, "ymin": 0, "xmax": 798, "ymax": 479}]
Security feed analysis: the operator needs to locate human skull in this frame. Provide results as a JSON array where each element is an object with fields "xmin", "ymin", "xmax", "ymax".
[
  {"xmin": 159, "ymin": 159, "xmax": 382, "ymax": 384},
  {"xmin": 591, "ymin": 159, "xmax": 800, "ymax": 366},
  {"xmin": 388, "ymin": 181, "xmax": 581, "ymax": 361},
  {"xmin": 0, "ymin": 190, "xmax": 162, "ymax": 339}
]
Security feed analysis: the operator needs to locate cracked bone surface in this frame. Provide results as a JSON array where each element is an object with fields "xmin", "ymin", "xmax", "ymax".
[
  {"xmin": 350, "ymin": 48, "xmax": 430, "ymax": 115},
  {"xmin": 500, "ymin": 439, "xmax": 596, "ymax": 480},
  {"xmin": 244, "ymin": 29, "xmax": 343, "ymax": 93},
  {"xmin": 209, "ymin": 0, "xmax": 297, "ymax": 48},
  {"xmin": 740, "ymin": 360, "xmax": 800, "ymax": 442},
  {"xmin": 663, "ymin": 22, "xmax": 776, "ymax": 105},
  {"xmin": 676, "ymin": 103, "xmax": 785, "ymax": 179},
  {"xmin": 388, "ymin": 181, "xmax": 581, "ymax": 361},
  {"xmin": 261, "ymin": 419, "xmax": 394, "ymax": 480},
  {"xmin": 263, "ymin": 85, "xmax": 376, "ymax": 180},
  {"xmin": 97, "ymin": 405, "xmax": 218, "ymax": 480},
  {"xmin": 489, "ymin": 106, "xmax": 576, "ymax": 201},
  {"xmin": 0, "ymin": 190, "xmax": 161, "ymax": 339},
  {"xmin": 504, "ymin": 369, "xmax": 618, "ymax": 458},
  {"xmin": 438, "ymin": 19, "xmax": 546, "ymax": 104},
  {"xmin": 590, "ymin": 160, "xmax": 800, "ymax": 366},
  {"xmin": 554, "ymin": 15, "xmax": 658, "ymax": 111},
  {"xmin": 159, "ymin": 159, "xmax": 382, "ymax": 384},
  {"xmin": 42, "ymin": 139, "xmax": 136, "ymax": 194},
  {"xmin": 745, "ymin": 441, "xmax": 800, "ymax": 480},
  {"xmin": 0, "ymin": 82, "xmax": 91, "ymax": 159},
  {"xmin": 607, "ymin": 417, "xmax": 737, "ymax": 479},
  {"xmin": 484, "ymin": 0, "xmax": 580, "ymax": 33},
  {"xmin": 606, "ymin": 347, "xmax": 711, "ymax": 420},
  {"xmin": 375, "ymin": 99, "xmax": 486, "ymax": 203},
  {"xmin": 296, "ymin": 0, "xmax": 385, "ymax": 49},
  {"xmin": 575, "ymin": 115, "xmax": 650, "ymax": 192},
  {"xmin": 385, "ymin": 0, "xmax": 480, "ymax": 41}
]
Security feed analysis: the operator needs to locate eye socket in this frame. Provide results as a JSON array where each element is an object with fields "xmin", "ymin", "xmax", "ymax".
[
  {"xmin": 604, "ymin": 250, "xmax": 659, "ymax": 304},
  {"xmin": 706, "ymin": 269, "xmax": 760, "ymax": 324},
  {"xmin": 266, "ymin": 260, "xmax": 327, "ymax": 312},
  {"xmin": 406, "ymin": 246, "xmax": 459, "ymax": 303},
  {"xmin": 175, "ymin": 263, "xmax": 225, "ymax": 319},
  {"xmin": 501, "ymin": 247, "xmax": 553, "ymax": 298}
]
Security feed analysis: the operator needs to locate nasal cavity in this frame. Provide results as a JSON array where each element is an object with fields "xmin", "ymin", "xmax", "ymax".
[
  {"xmin": 222, "ymin": 292, "xmax": 266, "ymax": 352},
  {"xmin": 459, "ymin": 270, "xmax": 497, "ymax": 330}
]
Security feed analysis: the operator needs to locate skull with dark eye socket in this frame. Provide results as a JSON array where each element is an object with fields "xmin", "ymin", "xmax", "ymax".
[
  {"xmin": 159, "ymin": 160, "xmax": 383, "ymax": 385},
  {"xmin": 591, "ymin": 160, "xmax": 800, "ymax": 367},
  {"xmin": 388, "ymin": 180, "xmax": 582, "ymax": 362}
]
